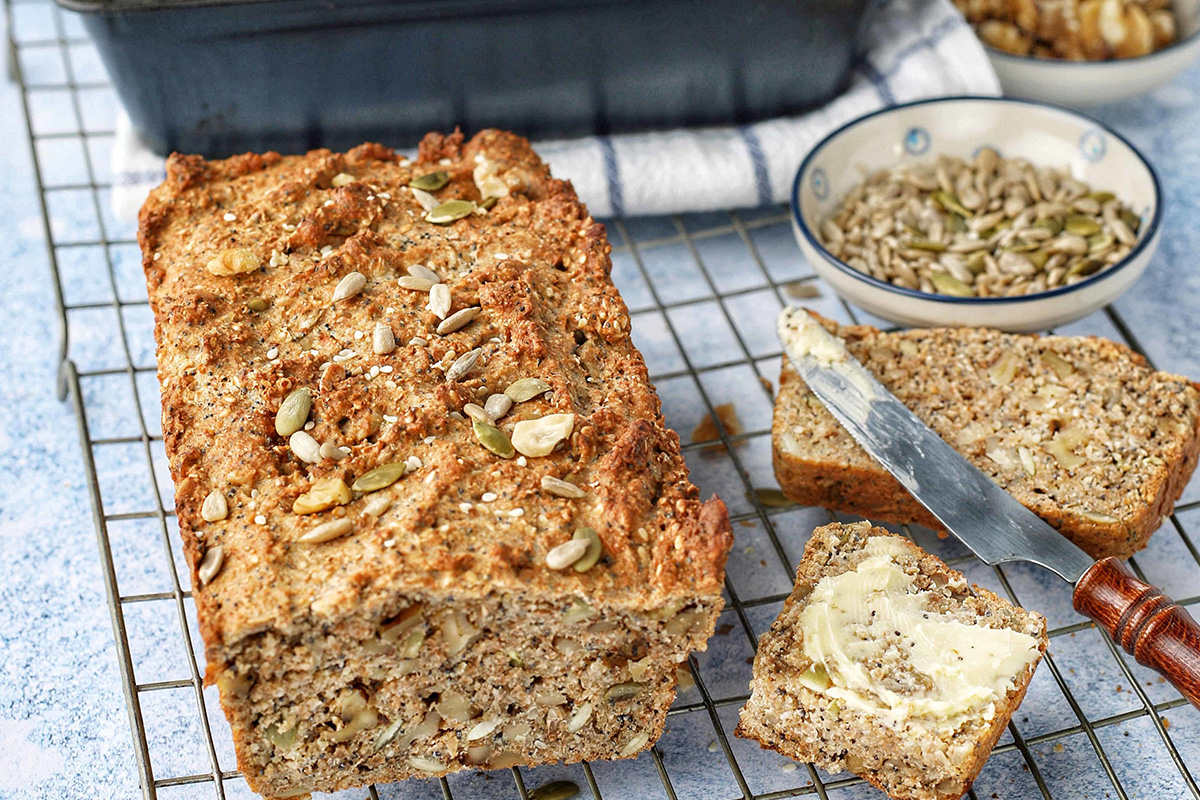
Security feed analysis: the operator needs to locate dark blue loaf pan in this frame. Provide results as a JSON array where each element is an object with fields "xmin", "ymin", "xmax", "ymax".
[{"xmin": 58, "ymin": 0, "xmax": 873, "ymax": 157}]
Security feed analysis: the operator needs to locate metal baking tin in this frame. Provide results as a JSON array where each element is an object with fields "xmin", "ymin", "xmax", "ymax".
[{"xmin": 57, "ymin": 0, "xmax": 872, "ymax": 156}]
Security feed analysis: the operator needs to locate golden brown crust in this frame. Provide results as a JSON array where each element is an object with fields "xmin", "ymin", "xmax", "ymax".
[
  {"xmin": 139, "ymin": 131, "xmax": 732, "ymax": 791},
  {"xmin": 735, "ymin": 522, "xmax": 1048, "ymax": 800},
  {"xmin": 771, "ymin": 313, "xmax": 1200, "ymax": 560},
  {"xmin": 140, "ymin": 130, "xmax": 731, "ymax": 651}
]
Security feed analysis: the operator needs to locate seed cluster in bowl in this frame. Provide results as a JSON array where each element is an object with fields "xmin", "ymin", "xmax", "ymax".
[
  {"xmin": 817, "ymin": 148, "xmax": 1142, "ymax": 298},
  {"xmin": 955, "ymin": 0, "xmax": 1177, "ymax": 60}
]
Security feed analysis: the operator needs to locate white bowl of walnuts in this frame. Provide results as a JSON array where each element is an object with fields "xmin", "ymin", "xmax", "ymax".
[
  {"xmin": 791, "ymin": 97, "xmax": 1162, "ymax": 332},
  {"xmin": 955, "ymin": 0, "xmax": 1200, "ymax": 106}
]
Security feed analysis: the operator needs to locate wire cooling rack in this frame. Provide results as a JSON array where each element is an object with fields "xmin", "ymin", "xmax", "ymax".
[{"xmin": 8, "ymin": 1, "xmax": 1199, "ymax": 798}]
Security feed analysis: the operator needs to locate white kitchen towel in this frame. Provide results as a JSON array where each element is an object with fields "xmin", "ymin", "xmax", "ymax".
[{"xmin": 111, "ymin": 0, "xmax": 997, "ymax": 220}]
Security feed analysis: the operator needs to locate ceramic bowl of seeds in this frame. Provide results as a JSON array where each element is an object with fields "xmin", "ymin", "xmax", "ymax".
[
  {"xmin": 955, "ymin": 0, "xmax": 1200, "ymax": 107},
  {"xmin": 792, "ymin": 96, "xmax": 1161, "ymax": 332}
]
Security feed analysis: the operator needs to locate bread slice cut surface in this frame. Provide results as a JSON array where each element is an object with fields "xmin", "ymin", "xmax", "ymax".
[
  {"xmin": 736, "ymin": 521, "xmax": 1048, "ymax": 800},
  {"xmin": 772, "ymin": 312, "xmax": 1200, "ymax": 559}
]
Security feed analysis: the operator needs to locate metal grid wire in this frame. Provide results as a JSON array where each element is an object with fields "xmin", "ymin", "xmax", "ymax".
[{"xmin": 7, "ymin": 0, "xmax": 1198, "ymax": 797}]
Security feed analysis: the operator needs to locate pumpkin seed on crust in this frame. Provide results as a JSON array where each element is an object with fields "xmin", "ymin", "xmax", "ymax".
[
  {"xmin": 426, "ymin": 200, "xmax": 475, "ymax": 225},
  {"xmin": 409, "ymin": 171, "xmax": 450, "ymax": 191},
  {"xmin": 505, "ymin": 377, "xmax": 551, "ymax": 403},
  {"xmin": 473, "ymin": 419, "xmax": 515, "ymax": 459},
  {"xmin": 571, "ymin": 526, "xmax": 602, "ymax": 572},
  {"xmin": 352, "ymin": 462, "xmax": 408, "ymax": 493},
  {"xmin": 275, "ymin": 387, "xmax": 311, "ymax": 437}
]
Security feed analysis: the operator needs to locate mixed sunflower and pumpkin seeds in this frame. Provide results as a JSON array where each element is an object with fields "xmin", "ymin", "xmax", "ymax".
[
  {"xmin": 194, "ymin": 159, "xmax": 602, "ymax": 585},
  {"xmin": 818, "ymin": 147, "xmax": 1143, "ymax": 298}
]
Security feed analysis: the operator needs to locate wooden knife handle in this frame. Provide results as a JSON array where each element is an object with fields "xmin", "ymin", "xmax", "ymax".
[{"xmin": 1073, "ymin": 557, "xmax": 1200, "ymax": 710}]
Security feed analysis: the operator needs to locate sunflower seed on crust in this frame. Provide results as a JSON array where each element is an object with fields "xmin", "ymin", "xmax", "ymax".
[
  {"xmin": 289, "ymin": 431, "xmax": 322, "ymax": 463},
  {"xmin": 408, "ymin": 264, "xmax": 440, "ymax": 283},
  {"xmin": 399, "ymin": 276, "xmax": 436, "ymax": 291},
  {"xmin": 436, "ymin": 306, "xmax": 480, "ymax": 335},
  {"xmin": 362, "ymin": 494, "xmax": 392, "ymax": 517},
  {"xmin": 445, "ymin": 348, "xmax": 482, "ymax": 382},
  {"xmin": 541, "ymin": 475, "xmax": 586, "ymax": 499},
  {"xmin": 198, "ymin": 545, "xmax": 224, "ymax": 585},
  {"xmin": 429, "ymin": 284, "xmax": 452, "ymax": 320},
  {"xmin": 463, "ymin": 403, "xmax": 492, "ymax": 424},
  {"xmin": 332, "ymin": 271, "xmax": 367, "ymax": 302},
  {"xmin": 298, "ymin": 518, "xmax": 354, "ymax": 544},
  {"xmin": 546, "ymin": 538, "xmax": 589, "ymax": 570},
  {"xmin": 319, "ymin": 441, "xmax": 350, "ymax": 460},
  {"xmin": 373, "ymin": 322, "xmax": 396, "ymax": 354},
  {"xmin": 411, "ymin": 187, "xmax": 439, "ymax": 212},
  {"xmin": 206, "ymin": 248, "xmax": 260, "ymax": 276},
  {"xmin": 201, "ymin": 489, "xmax": 228, "ymax": 522},
  {"xmin": 484, "ymin": 393, "xmax": 513, "ymax": 420}
]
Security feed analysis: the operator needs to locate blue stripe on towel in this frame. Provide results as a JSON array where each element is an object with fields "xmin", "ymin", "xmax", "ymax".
[
  {"xmin": 880, "ymin": 15, "xmax": 965, "ymax": 80},
  {"xmin": 598, "ymin": 136, "xmax": 625, "ymax": 217},
  {"xmin": 860, "ymin": 60, "xmax": 896, "ymax": 106},
  {"xmin": 739, "ymin": 125, "xmax": 774, "ymax": 206}
]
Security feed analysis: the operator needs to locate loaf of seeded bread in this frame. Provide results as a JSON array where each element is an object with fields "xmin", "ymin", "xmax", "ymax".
[
  {"xmin": 773, "ymin": 312, "xmax": 1200, "ymax": 560},
  {"xmin": 138, "ymin": 130, "xmax": 732, "ymax": 797},
  {"xmin": 736, "ymin": 522, "xmax": 1048, "ymax": 800}
]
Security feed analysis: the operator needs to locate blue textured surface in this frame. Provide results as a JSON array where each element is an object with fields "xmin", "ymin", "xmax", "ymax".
[{"xmin": 2, "ymin": 4, "xmax": 1199, "ymax": 798}]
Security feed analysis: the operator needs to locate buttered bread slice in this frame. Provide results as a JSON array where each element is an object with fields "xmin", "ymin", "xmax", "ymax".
[
  {"xmin": 736, "ymin": 522, "xmax": 1047, "ymax": 800},
  {"xmin": 772, "ymin": 312, "xmax": 1200, "ymax": 560}
]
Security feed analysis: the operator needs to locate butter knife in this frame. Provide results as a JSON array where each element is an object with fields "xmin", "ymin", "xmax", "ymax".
[{"xmin": 777, "ymin": 307, "xmax": 1200, "ymax": 710}]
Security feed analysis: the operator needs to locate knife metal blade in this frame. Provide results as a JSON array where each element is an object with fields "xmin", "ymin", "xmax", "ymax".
[{"xmin": 777, "ymin": 308, "xmax": 1096, "ymax": 584}]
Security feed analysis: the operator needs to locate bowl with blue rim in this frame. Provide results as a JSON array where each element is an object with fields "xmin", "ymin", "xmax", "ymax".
[{"xmin": 792, "ymin": 96, "xmax": 1162, "ymax": 332}]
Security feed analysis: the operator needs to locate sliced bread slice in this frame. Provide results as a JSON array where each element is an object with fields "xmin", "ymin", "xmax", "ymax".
[
  {"xmin": 772, "ymin": 312, "xmax": 1200, "ymax": 559},
  {"xmin": 736, "ymin": 521, "xmax": 1047, "ymax": 800}
]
